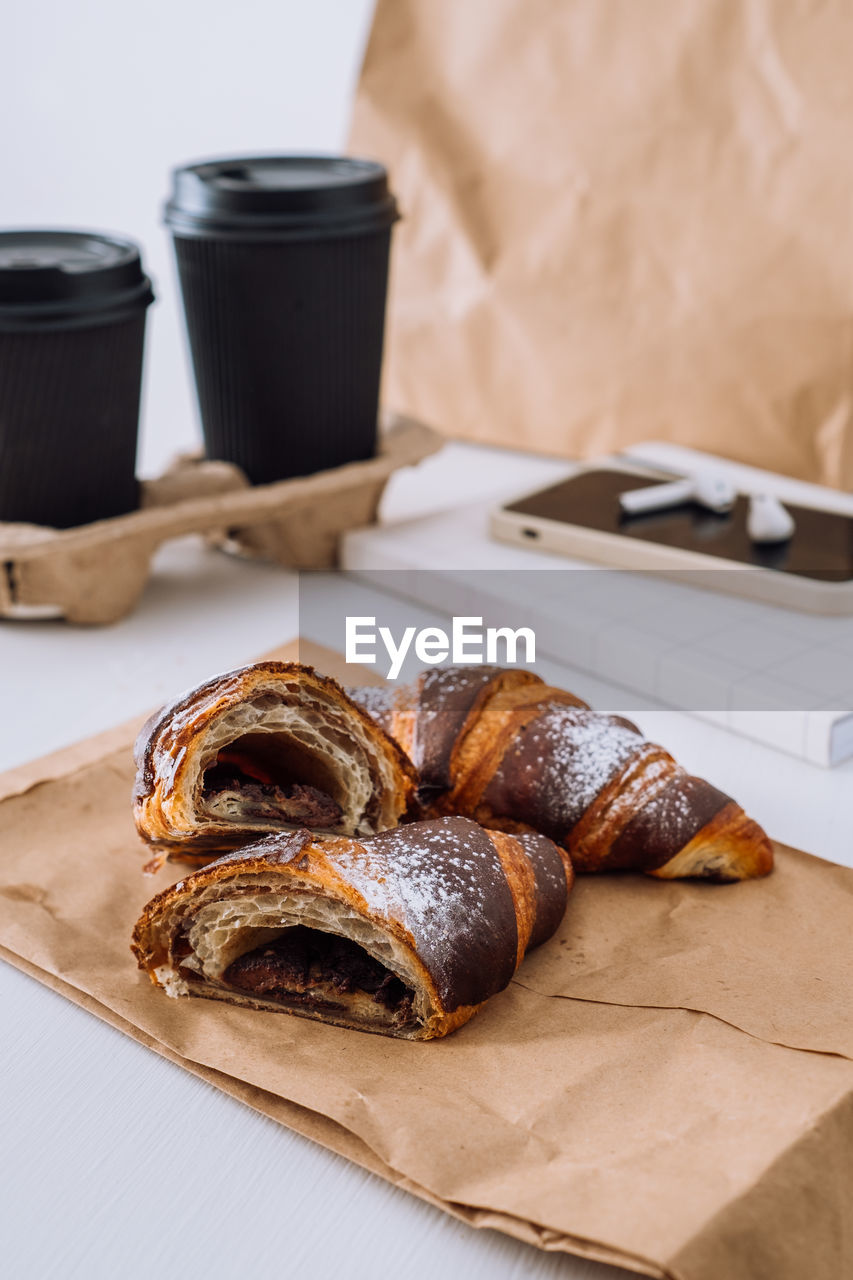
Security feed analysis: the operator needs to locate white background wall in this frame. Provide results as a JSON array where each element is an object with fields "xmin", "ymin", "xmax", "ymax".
[{"xmin": 3, "ymin": 0, "xmax": 376, "ymax": 476}]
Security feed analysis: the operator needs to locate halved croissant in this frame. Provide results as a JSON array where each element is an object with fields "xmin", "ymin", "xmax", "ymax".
[
  {"xmin": 133, "ymin": 662, "xmax": 415, "ymax": 860},
  {"xmin": 131, "ymin": 817, "xmax": 573, "ymax": 1040},
  {"xmin": 349, "ymin": 666, "xmax": 774, "ymax": 882},
  {"xmin": 134, "ymin": 660, "xmax": 772, "ymax": 882}
]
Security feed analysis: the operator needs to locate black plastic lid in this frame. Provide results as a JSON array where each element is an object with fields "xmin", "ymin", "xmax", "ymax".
[
  {"xmin": 164, "ymin": 155, "xmax": 399, "ymax": 241},
  {"xmin": 0, "ymin": 230, "xmax": 155, "ymax": 332}
]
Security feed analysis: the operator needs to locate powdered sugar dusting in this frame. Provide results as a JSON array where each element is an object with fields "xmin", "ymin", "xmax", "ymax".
[
  {"xmin": 536, "ymin": 706, "xmax": 640, "ymax": 796},
  {"xmin": 348, "ymin": 685, "xmax": 395, "ymax": 730},
  {"xmin": 488, "ymin": 705, "xmax": 643, "ymax": 837},
  {"xmin": 614, "ymin": 773, "xmax": 731, "ymax": 864},
  {"xmin": 337, "ymin": 817, "xmax": 518, "ymax": 1008},
  {"xmin": 337, "ymin": 820, "xmax": 489, "ymax": 946},
  {"xmin": 413, "ymin": 667, "xmax": 503, "ymax": 784},
  {"xmin": 514, "ymin": 831, "xmax": 569, "ymax": 948},
  {"xmin": 417, "ymin": 666, "xmax": 500, "ymax": 729},
  {"xmin": 418, "ymin": 667, "xmax": 495, "ymax": 721}
]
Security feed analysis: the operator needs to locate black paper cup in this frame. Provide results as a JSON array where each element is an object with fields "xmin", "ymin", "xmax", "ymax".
[
  {"xmin": 0, "ymin": 231, "xmax": 154, "ymax": 528},
  {"xmin": 165, "ymin": 156, "xmax": 399, "ymax": 484}
]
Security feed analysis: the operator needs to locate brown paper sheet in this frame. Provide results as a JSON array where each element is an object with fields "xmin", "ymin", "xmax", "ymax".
[
  {"xmin": 351, "ymin": 0, "xmax": 853, "ymax": 489},
  {"xmin": 1, "ymin": 639, "xmax": 852, "ymax": 1280}
]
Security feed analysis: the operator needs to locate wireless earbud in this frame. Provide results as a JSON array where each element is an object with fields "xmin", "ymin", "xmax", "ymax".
[
  {"xmin": 747, "ymin": 493, "xmax": 796, "ymax": 544},
  {"xmin": 619, "ymin": 472, "xmax": 737, "ymax": 517}
]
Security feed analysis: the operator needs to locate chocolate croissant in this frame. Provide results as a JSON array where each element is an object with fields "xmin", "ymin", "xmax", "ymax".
[
  {"xmin": 349, "ymin": 666, "xmax": 773, "ymax": 882},
  {"xmin": 133, "ymin": 662, "xmax": 415, "ymax": 860},
  {"xmin": 131, "ymin": 817, "xmax": 573, "ymax": 1040}
]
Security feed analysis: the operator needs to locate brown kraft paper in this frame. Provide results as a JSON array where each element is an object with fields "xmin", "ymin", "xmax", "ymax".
[
  {"xmin": 0, "ymin": 639, "xmax": 851, "ymax": 1280},
  {"xmin": 350, "ymin": 0, "xmax": 853, "ymax": 489}
]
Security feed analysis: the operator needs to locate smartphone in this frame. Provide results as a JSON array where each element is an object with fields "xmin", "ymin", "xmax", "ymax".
[{"xmin": 490, "ymin": 465, "xmax": 853, "ymax": 614}]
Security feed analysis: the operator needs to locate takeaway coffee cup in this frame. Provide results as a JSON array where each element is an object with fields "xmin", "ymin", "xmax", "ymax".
[
  {"xmin": 164, "ymin": 155, "xmax": 399, "ymax": 484},
  {"xmin": 0, "ymin": 230, "xmax": 154, "ymax": 528}
]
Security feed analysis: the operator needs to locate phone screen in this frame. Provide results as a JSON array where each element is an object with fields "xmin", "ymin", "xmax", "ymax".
[{"xmin": 503, "ymin": 469, "xmax": 853, "ymax": 581}]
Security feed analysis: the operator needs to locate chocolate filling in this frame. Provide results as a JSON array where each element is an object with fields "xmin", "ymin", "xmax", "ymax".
[
  {"xmin": 222, "ymin": 926, "xmax": 414, "ymax": 1017},
  {"xmin": 202, "ymin": 745, "xmax": 343, "ymax": 829}
]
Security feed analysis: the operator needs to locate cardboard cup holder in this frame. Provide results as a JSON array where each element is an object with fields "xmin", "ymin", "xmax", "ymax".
[{"xmin": 0, "ymin": 412, "xmax": 441, "ymax": 625}]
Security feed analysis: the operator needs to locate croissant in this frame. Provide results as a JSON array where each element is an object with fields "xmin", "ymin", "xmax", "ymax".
[
  {"xmin": 133, "ymin": 662, "xmax": 415, "ymax": 861},
  {"xmin": 131, "ymin": 817, "xmax": 573, "ymax": 1040},
  {"xmin": 349, "ymin": 666, "xmax": 773, "ymax": 882}
]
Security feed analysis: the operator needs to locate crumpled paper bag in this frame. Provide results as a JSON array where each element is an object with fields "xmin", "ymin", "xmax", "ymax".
[
  {"xmin": 0, "ymin": 639, "xmax": 851, "ymax": 1280},
  {"xmin": 351, "ymin": 0, "xmax": 853, "ymax": 489}
]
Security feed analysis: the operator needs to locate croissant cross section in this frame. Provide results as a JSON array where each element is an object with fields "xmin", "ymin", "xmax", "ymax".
[
  {"xmin": 133, "ymin": 661, "xmax": 416, "ymax": 857},
  {"xmin": 131, "ymin": 818, "xmax": 573, "ymax": 1040}
]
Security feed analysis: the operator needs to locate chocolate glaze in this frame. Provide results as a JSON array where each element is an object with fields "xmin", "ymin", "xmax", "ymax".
[
  {"xmin": 167, "ymin": 818, "xmax": 541, "ymax": 1020},
  {"xmin": 610, "ymin": 775, "xmax": 732, "ymax": 871},
  {"xmin": 515, "ymin": 832, "xmax": 570, "ymax": 950},
  {"xmin": 483, "ymin": 706, "xmax": 643, "ymax": 841},
  {"xmin": 411, "ymin": 667, "xmax": 513, "ymax": 791},
  {"xmin": 367, "ymin": 816, "xmax": 519, "ymax": 1010}
]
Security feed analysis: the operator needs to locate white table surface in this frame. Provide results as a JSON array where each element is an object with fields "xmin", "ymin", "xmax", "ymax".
[{"xmin": 1, "ymin": 439, "xmax": 850, "ymax": 1280}]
